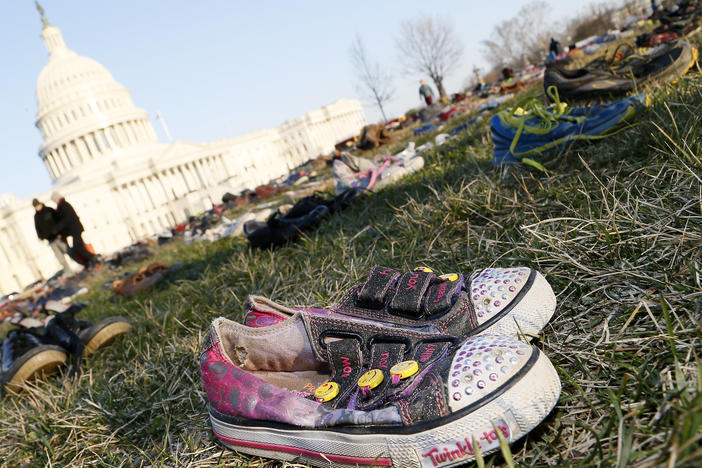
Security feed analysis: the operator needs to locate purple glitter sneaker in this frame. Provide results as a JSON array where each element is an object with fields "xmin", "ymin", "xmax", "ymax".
[
  {"xmin": 244, "ymin": 265, "xmax": 556, "ymax": 339},
  {"xmin": 201, "ymin": 313, "xmax": 561, "ymax": 467}
]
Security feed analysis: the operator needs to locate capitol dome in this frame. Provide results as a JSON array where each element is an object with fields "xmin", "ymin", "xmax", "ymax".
[{"xmin": 34, "ymin": 10, "xmax": 158, "ymax": 182}]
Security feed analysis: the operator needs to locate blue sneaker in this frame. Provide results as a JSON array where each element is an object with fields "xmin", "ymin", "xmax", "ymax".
[{"xmin": 491, "ymin": 88, "xmax": 649, "ymax": 167}]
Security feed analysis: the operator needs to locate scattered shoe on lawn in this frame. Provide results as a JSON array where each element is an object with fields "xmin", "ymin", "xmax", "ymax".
[
  {"xmin": 491, "ymin": 88, "xmax": 650, "ymax": 167},
  {"xmin": 0, "ymin": 329, "xmax": 67, "ymax": 394},
  {"xmin": 201, "ymin": 313, "xmax": 561, "ymax": 467}
]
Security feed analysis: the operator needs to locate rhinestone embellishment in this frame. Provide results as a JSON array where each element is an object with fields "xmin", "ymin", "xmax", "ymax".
[
  {"xmin": 470, "ymin": 268, "xmax": 529, "ymax": 323},
  {"xmin": 447, "ymin": 334, "xmax": 533, "ymax": 411}
]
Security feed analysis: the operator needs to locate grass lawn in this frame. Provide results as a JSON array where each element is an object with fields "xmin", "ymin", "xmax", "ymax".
[{"xmin": 1, "ymin": 41, "xmax": 701, "ymax": 467}]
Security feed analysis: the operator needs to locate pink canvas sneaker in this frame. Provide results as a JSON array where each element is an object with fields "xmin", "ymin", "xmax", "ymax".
[
  {"xmin": 244, "ymin": 265, "xmax": 556, "ymax": 339},
  {"xmin": 201, "ymin": 311, "xmax": 561, "ymax": 467}
]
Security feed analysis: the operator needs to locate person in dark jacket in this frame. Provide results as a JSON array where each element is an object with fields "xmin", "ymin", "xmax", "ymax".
[
  {"xmin": 33, "ymin": 198, "xmax": 74, "ymax": 274},
  {"xmin": 50, "ymin": 192, "xmax": 97, "ymax": 267}
]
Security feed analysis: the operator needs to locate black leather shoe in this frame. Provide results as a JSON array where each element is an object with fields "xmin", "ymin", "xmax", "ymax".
[{"xmin": 244, "ymin": 205, "xmax": 330, "ymax": 248}]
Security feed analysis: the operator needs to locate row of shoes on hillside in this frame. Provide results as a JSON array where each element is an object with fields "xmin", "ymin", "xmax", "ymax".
[
  {"xmin": 1, "ymin": 301, "xmax": 131, "ymax": 394},
  {"xmin": 1, "ymin": 271, "xmax": 90, "ymax": 309},
  {"xmin": 240, "ymin": 141, "xmax": 426, "ymax": 249},
  {"xmin": 638, "ymin": 3, "xmax": 702, "ymax": 47},
  {"xmin": 200, "ymin": 264, "xmax": 561, "ymax": 466}
]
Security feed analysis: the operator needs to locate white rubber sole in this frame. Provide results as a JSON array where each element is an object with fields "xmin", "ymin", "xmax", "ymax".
[
  {"xmin": 210, "ymin": 349, "xmax": 560, "ymax": 468},
  {"xmin": 477, "ymin": 270, "xmax": 557, "ymax": 339}
]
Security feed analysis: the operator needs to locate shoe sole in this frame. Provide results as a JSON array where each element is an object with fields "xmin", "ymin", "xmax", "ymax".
[
  {"xmin": 644, "ymin": 42, "xmax": 698, "ymax": 85},
  {"xmin": 81, "ymin": 318, "xmax": 132, "ymax": 354},
  {"xmin": 209, "ymin": 347, "xmax": 560, "ymax": 467},
  {"xmin": 472, "ymin": 270, "xmax": 557, "ymax": 339},
  {"xmin": 3, "ymin": 345, "xmax": 67, "ymax": 393}
]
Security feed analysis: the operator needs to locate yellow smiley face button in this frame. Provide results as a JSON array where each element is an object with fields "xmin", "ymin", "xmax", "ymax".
[
  {"xmin": 357, "ymin": 369, "xmax": 384, "ymax": 390},
  {"xmin": 414, "ymin": 267, "xmax": 434, "ymax": 273},
  {"xmin": 439, "ymin": 273, "xmax": 459, "ymax": 282},
  {"xmin": 390, "ymin": 360, "xmax": 419, "ymax": 384},
  {"xmin": 314, "ymin": 381, "xmax": 339, "ymax": 402}
]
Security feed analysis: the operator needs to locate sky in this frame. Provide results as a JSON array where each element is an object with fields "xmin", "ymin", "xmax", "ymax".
[{"xmin": 0, "ymin": 0, "xmax": 598, "ymax": 200}]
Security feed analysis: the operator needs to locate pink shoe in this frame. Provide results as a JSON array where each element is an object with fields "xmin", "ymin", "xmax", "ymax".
[{"xmin": 201, "ymin": 311, "xmax": 561, "ymax": 467}]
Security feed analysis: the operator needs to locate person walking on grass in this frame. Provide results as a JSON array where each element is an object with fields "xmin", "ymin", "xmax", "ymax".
[
  {"xmin": 419, "ymin": 79, "xmax": 435, "ymax": 106},
  {"xmin": 33, "ymin": 198, "xmax": 75, "ymax": 275},
  {"xmin": 51, "ymin": 192, "xmax": 97, "ymax": 268}
]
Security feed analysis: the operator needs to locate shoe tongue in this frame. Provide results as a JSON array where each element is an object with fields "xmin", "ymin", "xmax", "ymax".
[{"xmin": 357, "ymin": 266, "xmax": 464, "ymax": 318}]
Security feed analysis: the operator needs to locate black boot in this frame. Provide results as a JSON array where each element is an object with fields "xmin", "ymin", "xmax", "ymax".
[
  {"xmin": 52, "ymin": 313, "xmax": 132, "ymax": 355},
  {"xmin": 1, "ymin": 329, "xmax": 67, "ymax": 394},
  {"xmin": 43, "ymin": 315, "xmax": 85, "ymax": 377}
]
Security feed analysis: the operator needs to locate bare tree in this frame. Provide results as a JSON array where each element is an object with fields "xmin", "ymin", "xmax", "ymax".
[
  {"xmin": 350, "ymin": 35, "xmax": 394, "ymax": 123},
  {"xmin": 566, "ymin": 2, "xmax": 618, "ymax": 45},
  {"xmin": 481, "ymin": 1, "xmax": 551, "ymax": 69},
  {"xmin": 396, "ymin": 16, "xmax": 463, "ymax": 99}
]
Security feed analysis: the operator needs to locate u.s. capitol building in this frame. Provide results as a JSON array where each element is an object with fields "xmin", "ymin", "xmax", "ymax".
[{"xmin": 0, "ymin": 11, "xmax": 365, "ymax": 294}]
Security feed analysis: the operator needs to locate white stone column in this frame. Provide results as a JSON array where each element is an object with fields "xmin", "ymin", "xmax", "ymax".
[
  {"xmin": 115, "ymin": 123, "xmax": 128, "ymax": 146},
  {"xmin": 73, "ymin": 138, "xmax": 88, "ymax": 162},
  {"xmin": 140, "ymin": 179, "xmax": 156, "ymax": 209},
  {"xmin": 96, "ymin": 129, "xmax": 109, "ymax": 152},
  {"xmin": 129, "ymin": 121, "xmax": 142, "ymax": 143},
  {"xmin": 134, "ymin": 181, "xmax": 149, "ymax": 212},
  {"xmin": 65, "ymin": 143, "xmax": 79, "ymax": 167},
  {"xmin": 195, "ymin": 160, "xmax": 209, "ymax": 187},
  {"xmin": 56, "ymin": 145, "xmax": 71, "ymax": 171},
  {"xmin": 106, "ymin": 126, "xmax": 120, "ymax": 148},
  {"xmin": 67, "ymin": 141, "xmax": 81, "ymax": 164},
  {"xmin": 45, "ymin": 157, "xmax": 56, "ymax": 179},
  {"xmin": 58, "ymin": 149, "xmax": 70, "ymax": 173},
  {"xmin": 175, "ymin": 168, "xmax": 188, "ymax": 196},
  {"xmin": 84, "ymin": 134, "xmax": 99, "ymax": 158},
  {"xmin": 121, "ymin": 185, "xmax": 138, "ymax": 215},
  {"xmin": 197, "ymin": 161, "xmax": 209, "ymax": 187},
  {"xmin": 181, "ymin": 164, "xmax": 196, "ymax": 191}
]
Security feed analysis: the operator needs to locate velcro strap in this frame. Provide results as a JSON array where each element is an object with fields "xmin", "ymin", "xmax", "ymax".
[
  {"xmin": 390, "ymin": 271, "xmax": 435, "ymax": 316},
  {"xmin": 370, "ymin": 342, "xmax": 406, "ymax": 373},
  {"xmin": 423, "ymin": 275, "xmax": 464, "ymax": 316},
  {"xmin": 413, "ymin": 340, "xmax": 450, "ymax": 366},
  {"xmin": 356, "ymin": 266, "xmax": 400, "ymax": 308},
  {"xmin": 357, "ymin": 342, "xmax": 407, "ymax": 406},
  {"xmin": 327, "ymin": 339, "xmax": 363, "ymax": 405}
]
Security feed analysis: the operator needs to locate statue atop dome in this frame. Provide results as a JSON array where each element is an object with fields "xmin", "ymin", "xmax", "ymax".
[{"xmin": 35, "ymin": 1, "xmax": 51, "ymax": 29}]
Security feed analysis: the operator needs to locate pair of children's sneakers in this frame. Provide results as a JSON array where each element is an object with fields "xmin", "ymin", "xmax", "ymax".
[{"xmin": 200, "ymin": 265, "xmax": 561, "ymax": 467}]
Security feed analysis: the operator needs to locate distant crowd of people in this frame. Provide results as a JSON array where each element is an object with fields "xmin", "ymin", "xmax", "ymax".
[{"xmin": 33, "ymin": 193, "xmax": 97, "ymax": 274}]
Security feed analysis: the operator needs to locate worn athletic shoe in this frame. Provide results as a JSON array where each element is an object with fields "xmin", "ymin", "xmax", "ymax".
[
  {"xmin": 201, "ymin": 313, "xmax": 561, "ymax": 467},
  {"xmin": 0, "ymin": 329, "xmax": 67, "ymax": 393},
  {"xmin": 543, "ymin": 65, "xmax": 634, "ymax": 101},
  {"xmin": 244, "ymin": 265, "xmax": 556, "ymax": 339},
  {"xmin": 491, "ymin": 89, "xmax": 650, "ymax": 166},
  {"xmin": 618, "ymin": 40, "xmax": 698, "ymax": 84}
]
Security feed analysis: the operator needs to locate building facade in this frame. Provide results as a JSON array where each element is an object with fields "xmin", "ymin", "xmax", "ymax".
[{"xmin": 0, "ymin": 13, "xmax": 365, "ymax": 295}]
